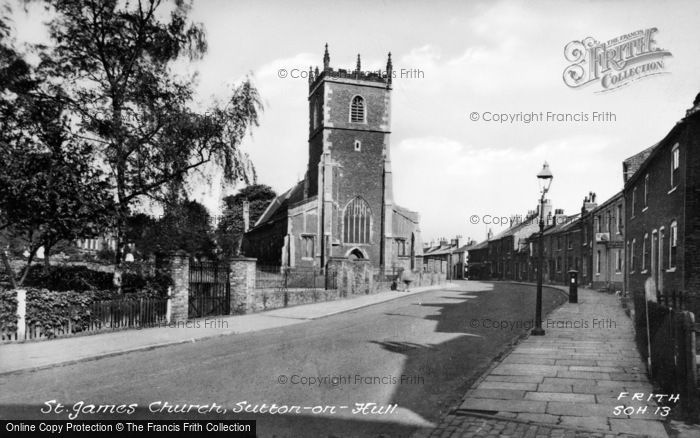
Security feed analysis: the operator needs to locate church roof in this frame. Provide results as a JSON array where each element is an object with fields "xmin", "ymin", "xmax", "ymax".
[
  {"xmin": 252, "ymin": 180, "xmax": 305, "ymax": 229},
  {"xmin": 393, "ymin": 204, "xmax": 419, "ymax": 222}
]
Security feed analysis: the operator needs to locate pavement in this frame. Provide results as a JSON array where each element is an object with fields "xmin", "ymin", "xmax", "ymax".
[
  {"xmin": 0, "ymin": 282, "xmax": 457, "ymax": 376},
  {"xmin": 414, "ymin": 286, "xmax": 673, "ymax": 438}
]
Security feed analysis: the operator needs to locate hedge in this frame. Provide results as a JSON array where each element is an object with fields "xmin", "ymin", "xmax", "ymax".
[
  {"xmin": 0, "ymin": 290, "xmax": 18, "ymax": 333},
  {"xmin": 3, "ymin": 264, "xmax": 172, "ymax": 295},
  {"xmin": 23, "ymin": 288, "xmax": 166, "ymax": 338}
]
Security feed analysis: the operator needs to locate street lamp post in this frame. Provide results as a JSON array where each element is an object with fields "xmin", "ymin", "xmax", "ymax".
[{"xmin": 532, "ymin": 161, "xmax": 553, "ymax": 336}]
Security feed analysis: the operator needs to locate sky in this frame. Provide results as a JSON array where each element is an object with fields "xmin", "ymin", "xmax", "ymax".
[{"xmin": 8, "ymin": 0, "xmax": 700, "ymax": 245}]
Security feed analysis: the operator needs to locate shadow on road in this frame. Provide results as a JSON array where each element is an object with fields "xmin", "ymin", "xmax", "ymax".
[{"xmin": 369, "ymin": 282, "xmax": 566, "ymax": 429}]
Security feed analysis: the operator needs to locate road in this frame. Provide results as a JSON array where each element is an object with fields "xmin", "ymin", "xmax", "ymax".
[{"xmin": 0, "ymin": 281, "xmax": 566, "ymax": 437}]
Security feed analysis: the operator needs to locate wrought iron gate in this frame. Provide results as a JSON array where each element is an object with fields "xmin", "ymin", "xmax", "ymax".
[{"xmin": 188, "ymin": 261, "xmax": 230, "ymax": 318}]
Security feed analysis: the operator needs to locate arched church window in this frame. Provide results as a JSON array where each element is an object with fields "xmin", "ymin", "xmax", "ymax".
[
  {"xmin": 350, "ymin": 96, "xmax": 365, "ymax": 123},
  {"xmin": 343, "ymin": 197, "xmax": 371, "ymax": 244}
]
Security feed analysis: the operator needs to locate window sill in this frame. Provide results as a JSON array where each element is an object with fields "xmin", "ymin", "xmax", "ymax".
[
  {"xmin": 666, "ymin": 267, "xmax": 677, "ymax": 273},
  {"xmin": 642, "ymin": 207, "xmax": 648, "ymax": 213},
  {"xmin": 641, "ymin": 269, "xmax": 648, "ymax": 274},
  {"xmin": 668, "ymin": 186, "xmax": 677, "ymax": 194}
]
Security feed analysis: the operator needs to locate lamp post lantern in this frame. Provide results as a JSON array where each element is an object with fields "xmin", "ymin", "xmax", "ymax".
[{"xmin": 532, "ymin": 161, "xmax": 553, "ymax": 336}]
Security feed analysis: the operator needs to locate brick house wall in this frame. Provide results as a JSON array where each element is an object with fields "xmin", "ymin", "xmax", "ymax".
[
  {"xmin": 588, "ymin": 192, "xmax": 625, "ymax": 291},
  {"xmin": 625, "ymin": 108, "xmax": 700, "ymax": 317}
]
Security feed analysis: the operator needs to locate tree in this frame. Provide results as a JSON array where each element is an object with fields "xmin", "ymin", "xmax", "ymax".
[
  {"xmin": 125, "ymin": 213, "xmax": 158, "ymax": 259},
  {"xmin": 42, "ymin": 0, "xmax": 262, "ymax": 288},
  {"xmin": 0, "ymin": 10, "xmax": 114, "ymax": 284},
  {"xmin": 157, "ymin": 200, "xmax": 216, "ymax": 259},
  {"xmin": 216, "ymin": 184, "xmax": 276, "ymax": 258},
  {"xmin": 0, "ymin": 143, "xmax": 115, "ymax": 278}
]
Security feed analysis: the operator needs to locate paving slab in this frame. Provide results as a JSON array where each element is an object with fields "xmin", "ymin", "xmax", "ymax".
[
  {"xmin": 556, "ymin": 370, "xmax": 612, "ymax": 380},
  {"xmin": 609, "ymin": 418, "xmax": 669, "ymax": 437},
  {"xmin": 467, "ymin": 388, "xmax": 526, "ymax": 400},
  {"xmin": 558, "ymin": 415, "xmax": 610, "ymax": 431},
  {"xmin": 460, "ymin": 398, "xmax": 547, "ymax": 414},
  {"xmin": 477, "ymin": 381, "xmax": 539, "ymax": 391},
  {"xmin": 536, "ymin": 383, "xmax": 572, "ymax": 393},
  {"xmin": 501, "ymin": 356, "xmax": 558, "ymax": 365},
  {"xmin": 484, "ymin": 375, "xmax": 544, "ymax": 383},
  {"xmin": 545, "ymin": 402, "xmax": 620, "ymax": 418},
  {"xmin": 524, "ymin": 392, "xmax": 596, "ymax": 403},
  {"xmin": 490, "ymin": 364, "xmax": 565, "ymax": 377}
]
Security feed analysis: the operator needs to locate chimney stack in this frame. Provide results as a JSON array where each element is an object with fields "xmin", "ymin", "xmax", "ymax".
[
  {"xmin": 581, "ymin": 191, "xmax": 598, "ymax": 214},
  {"xmin": 686, "ymin": 91, "xmax": 700, "ymax": 117}
]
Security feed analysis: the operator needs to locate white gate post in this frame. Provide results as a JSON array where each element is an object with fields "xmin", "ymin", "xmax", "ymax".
[{"xmin": 16, "ymin": 289, "xmax": 26, "ymax": 341}]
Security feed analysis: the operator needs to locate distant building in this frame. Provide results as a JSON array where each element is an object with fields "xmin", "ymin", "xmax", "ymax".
[
  {"xmin": 539, "ymin": 211, "xmax": 582, "ymax": 285},
  {"xmin": 243, "ymin": 46, "xmax": 423, "ymax": 272},
  {"xmin": 76, "ymin": 235, "xmax": 117, "ymax": 253},
  {"xmin": 422, "ymin": 237, "xmax": 477, "ymax": 279},
  {"xmin": 466, "ymin": 239, "xmax": 490, "ymax": 280},
  {"xmin": 487, "ymin": 208, "xmax": 545, "ymax": 280},
  {"xmin": 580, "ymin": 191, "xmax": 624, "ymax": 291}
]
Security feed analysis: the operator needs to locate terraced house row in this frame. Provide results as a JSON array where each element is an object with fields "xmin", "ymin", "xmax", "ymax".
[{"xmin": 468, "ymin": 92, "xmax": 700, "ymax": 319}]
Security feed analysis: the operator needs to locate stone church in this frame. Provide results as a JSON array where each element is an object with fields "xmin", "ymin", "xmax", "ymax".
[{"xmin": 243, "ymin": 45, "xmax": 423, "ymax": 273}]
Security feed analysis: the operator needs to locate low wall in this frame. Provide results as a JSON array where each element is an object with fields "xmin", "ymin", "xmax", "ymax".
[
  {"xmin": 242, "ymin": 259, "xmax": 448, "ymax": 314},
  {"xmin": 251, "ymin": 288, "xmax": 341, "ymax": 312}
]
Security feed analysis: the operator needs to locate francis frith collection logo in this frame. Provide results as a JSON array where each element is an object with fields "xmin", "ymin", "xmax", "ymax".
[{"xmin": 563, "ymin": 28, "xmax": 672, "ymax": 92}]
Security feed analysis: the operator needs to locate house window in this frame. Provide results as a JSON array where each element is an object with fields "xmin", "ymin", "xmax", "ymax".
[
  {"xmin": 630, "ymin": 239, "xmax": 636, "ymax": 272},
  {"xmin": 644, "ymin": 174, "xmax": 649, "ymax": 207},
  {"xmin": 343, "ymin": 197, "xmax": 371, "ymax": 244},
  {"xmin": 670, "ymin": 221, "xmax": 677, "ymax": 268},
  {"xmin": 557, "ymin": 237, "xmax": 561, "ymax": 250},
  {"xmin": 643, "ymin": 233, "xmax": 649, "ymax": 271},
  {"xmin": 616, "ymin": 205, "xmax": 622, "ymax": 234},
  {"xmin": 631, "ymin": 188, "xmax": 636, "ymax": 217},
  {"xmin": 607, "ymin": 211, "xmax": 612, "ymax": 233},
  {"xmin": 312, "ymin": 105, "xmax": 317, "ymax": 130},
  {"xmin": 628, "ymin": 241, "xmax": 633, "ymax": 272},
  {"xmin": 596, "ymin": 250, "xmax": 601, "ymax": 274},
  {"xmin": 301, "ymin": 235, "xmax": 314, "ymax": 259},
  {"xmin": 659, "ymin": 228, "xmax": 666, "ymax": 270},
  {"xmin": 567, "ymin": 236, "xmax": 572, "ymax": 250},
  {"xmin": 671, "ymin": 143, "xmax": 680, "ymax": 187},
  {"xmin": 350, "ymin": 96, "xmax": 365, "ymax": 123},
  {"xmin": 616, "ymin": 250, "xmax": 622, "ymax": 272},
  {"xmin": 354, "ymin": 140, "xmax": 361, "ymax": 151}
]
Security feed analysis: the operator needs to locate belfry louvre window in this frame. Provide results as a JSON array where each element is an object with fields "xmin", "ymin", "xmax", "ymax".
[
  {"xmin": 350, "ymin": 96, "xmax": 365, "ymax": 122},
  {"xmin": 344, "ymin": 197, "xmax": 371, "ymax": 243}
]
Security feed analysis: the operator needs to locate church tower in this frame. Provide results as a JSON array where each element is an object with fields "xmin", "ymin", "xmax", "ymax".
[{"xmin": 305, "ymin": 45, "xmax": 395, "ymax": 269}]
